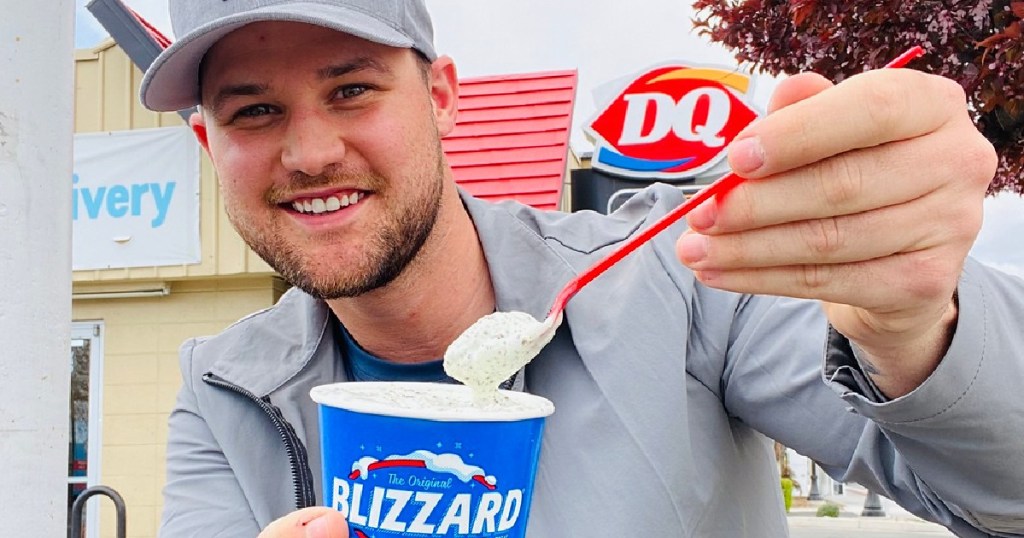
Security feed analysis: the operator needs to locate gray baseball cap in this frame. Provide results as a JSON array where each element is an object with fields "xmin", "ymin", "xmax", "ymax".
[{"xmin": 140, "ymin": 0, "xmax": 438, "ymax": 112}]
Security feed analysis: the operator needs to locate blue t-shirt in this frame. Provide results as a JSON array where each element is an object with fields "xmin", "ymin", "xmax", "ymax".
[{"xmin": 339, "ymin": 325, "xmax": 452, "ymax": 383}]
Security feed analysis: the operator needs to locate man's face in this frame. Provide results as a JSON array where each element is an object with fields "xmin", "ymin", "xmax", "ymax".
[{"xmin": 194, "ymin": 22, "xmax": 454, "ymax": 299}]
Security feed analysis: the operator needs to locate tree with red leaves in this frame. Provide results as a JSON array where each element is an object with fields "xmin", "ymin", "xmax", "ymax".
[{"xmin": 692, "ymin": 0, "xmax": 1024, "ymax": 194}]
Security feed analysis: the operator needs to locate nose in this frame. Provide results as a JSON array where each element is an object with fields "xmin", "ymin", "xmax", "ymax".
[{"xmin": 280, "ymin": 108, "xmax": 346, "ymax": 176}]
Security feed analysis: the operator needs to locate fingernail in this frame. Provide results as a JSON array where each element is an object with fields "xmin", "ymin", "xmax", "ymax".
[
  {"xmin": 694, "ymin": 270, "xmax": 721, "ymax": 285},
  {"xmin": 686, "ymin": 200, "xmax": 717, "ymax": 231},
  {"xmin": 304, "ymin": 515, "xmax": 330, "ymax": 538},
  {"xmin": 677, "ymin": 233, "xmax": 708, "ymax": 264},
  {"xmin": 729, "ymin": 136, "xmax": 765, "ymax": 173}
]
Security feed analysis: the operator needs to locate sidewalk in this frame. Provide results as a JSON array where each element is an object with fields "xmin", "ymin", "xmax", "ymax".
[
  {"xmin": 787, "ymin": 485, "xmax": 955, "ymax": 536},
  {"xmin": 788, "ymin": 516, "xmax": 956, "ymax": 536}
]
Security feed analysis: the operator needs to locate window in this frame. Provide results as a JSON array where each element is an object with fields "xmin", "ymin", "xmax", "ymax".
[{"xmin": 68, "ymin": 322, "xmax": 103, "ymax": 538}]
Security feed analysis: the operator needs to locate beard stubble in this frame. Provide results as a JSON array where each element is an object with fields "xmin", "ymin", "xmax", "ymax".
[{"xmin": 228, "ymin": 148, "xmax": 446, "ymax": 300}]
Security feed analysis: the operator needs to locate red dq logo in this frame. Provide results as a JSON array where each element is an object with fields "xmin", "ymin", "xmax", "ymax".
[{"xmin": 586, "ymin": 64, "xmax": 761, "ymax": 180}]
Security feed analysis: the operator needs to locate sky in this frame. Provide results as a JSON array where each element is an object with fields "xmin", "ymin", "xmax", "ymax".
[
  {"xmin": 75, "ymin": 0, "xmax": 110, "ymax": 49},
  {"xmin": 971, "ymin": 193, "xmax": 1024, "ymax": 278},
  {"xmin": 73, "ymin": 0, "xmax": 1023, "ymax": 274}
]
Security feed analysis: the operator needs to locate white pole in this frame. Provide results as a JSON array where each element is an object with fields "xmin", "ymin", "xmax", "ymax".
[{"xmin": 0, "ymin": 1, "xmax": 75, "ymax": 536}]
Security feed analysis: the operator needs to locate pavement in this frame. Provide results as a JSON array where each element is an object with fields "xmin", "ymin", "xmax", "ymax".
[
  {"xmin": 789, "ymin": 518, "xmax": 956, "ymax": 538},
  {"xmin": 786, "ymin": 485, "xmax": 955, "ymax": 537}
]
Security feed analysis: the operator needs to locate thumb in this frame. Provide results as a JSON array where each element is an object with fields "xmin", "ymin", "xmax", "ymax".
[
  {"xmin": 303, "ymin": 510, "xmax": 349, "ymax": 538},
  {"xmin": 766, "ymin": 72, "xmax": 834, "ymax": 114},
  {"xmin": 258, "ymin": 507, "xmax": 349, "ymax": 538}
]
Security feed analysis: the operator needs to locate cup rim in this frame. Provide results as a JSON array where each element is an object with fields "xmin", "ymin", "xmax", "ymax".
[{"xmin": 310, "ymin": 381, "xmax": 555, "ymax": 422}]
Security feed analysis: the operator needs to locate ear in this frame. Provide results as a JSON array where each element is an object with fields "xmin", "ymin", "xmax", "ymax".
[
  {"xmin": 429, "ymin": 55, "xmax": 459, "ymax": 137},
  {"xmin": 189, "ymin": 111, "xmax": 212, "ymax": 154}
]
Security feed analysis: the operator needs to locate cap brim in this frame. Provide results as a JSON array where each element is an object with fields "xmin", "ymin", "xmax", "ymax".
[{"xmin": 140, "ymin": 2, "xmax": 417, "ymax": 112}]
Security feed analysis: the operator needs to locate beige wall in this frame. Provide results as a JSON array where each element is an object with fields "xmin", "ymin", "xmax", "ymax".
[{"xmin": 73, "ymin": 277, "xmax": 282, "ymax": 538}]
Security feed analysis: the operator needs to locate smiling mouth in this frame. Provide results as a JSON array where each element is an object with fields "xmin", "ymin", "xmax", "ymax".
[{"xmin": 285, "ymin": 192, "xmax": 367, "ymax": 215}]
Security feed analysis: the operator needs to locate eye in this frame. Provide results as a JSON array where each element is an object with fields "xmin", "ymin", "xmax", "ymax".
[
  {"xmin": 234, "ymin": 104, "xmax": 277, "ymax": 119},
  {"xmin": 335, "ymin": 85, "xmax": 370, "ymax": 100}
]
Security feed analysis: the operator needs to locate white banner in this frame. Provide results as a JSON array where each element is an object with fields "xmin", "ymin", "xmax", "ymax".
[{"xmin": 73, "ymin": 126, "xmax": 200, "ymax": 270}]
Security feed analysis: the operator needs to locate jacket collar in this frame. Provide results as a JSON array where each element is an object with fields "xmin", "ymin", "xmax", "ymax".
[
  {"xmin": 207, "ymin": 289, "xmax": 333, "ymax": 397},
  {"xmin": 463, "ymin": 195, "xmax": 577, "ymax": 320}
]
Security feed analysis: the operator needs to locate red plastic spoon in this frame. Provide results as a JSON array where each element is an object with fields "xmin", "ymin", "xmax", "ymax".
[{"xmin": 538, "ymin": 46, "xmax": 926, "ymax": 335}]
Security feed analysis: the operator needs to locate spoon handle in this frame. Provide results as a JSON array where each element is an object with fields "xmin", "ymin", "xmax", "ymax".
[
  {"xmin": 545, "ymin": 45, "xmax": 925, "ymax": 321},
  {"xmin": 546, "ymin": 172, "xmax": 744, "ymax": 319}
]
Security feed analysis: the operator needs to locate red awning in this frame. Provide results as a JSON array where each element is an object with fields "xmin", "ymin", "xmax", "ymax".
[
  {"xmin": 444, "ymin": 70, "xmax": 577, "ymax": 211},
  {"xmin": 128, "ymin": 7, "xmax": 172, "ymax": 48}
]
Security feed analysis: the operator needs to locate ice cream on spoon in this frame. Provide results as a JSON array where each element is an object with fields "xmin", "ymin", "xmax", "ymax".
[{"xmin": 443, "ymin": 311, "xmax": 560, "ymax": 404}]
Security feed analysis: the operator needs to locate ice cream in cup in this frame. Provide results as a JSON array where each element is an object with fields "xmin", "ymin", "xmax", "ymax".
[{"xmin": 310, "ymin": 381, "xmax": 554, "ymax": 537}]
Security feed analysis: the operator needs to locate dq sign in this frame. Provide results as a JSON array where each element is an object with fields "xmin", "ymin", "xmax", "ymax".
[{"xmin": 586, "ymin": 64, "xmax": 761, "ymax": 180}]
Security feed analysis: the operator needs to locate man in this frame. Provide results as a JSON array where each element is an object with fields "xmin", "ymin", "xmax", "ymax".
[{"xmin": 140, "ymin": 1, "xmax": 1024, "ymax": 537}]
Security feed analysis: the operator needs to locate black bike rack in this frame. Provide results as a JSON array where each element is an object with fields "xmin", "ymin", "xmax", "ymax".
[{"xmin": 68, "ymin": 486, "xmax": 126, "ymax": 538}]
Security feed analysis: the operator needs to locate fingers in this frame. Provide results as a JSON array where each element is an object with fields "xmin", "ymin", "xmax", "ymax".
[
  {"xmin": 766, "ymin": 72, "xmax": 833, "ymax": 114},
  {"xmin": 677, "ymin": 124, "xmax": 990, "ymax": 310},
  {"xmin": 677, "ymin": 191, "xmax": 950, "ymax": 270},
  {"xmin": 686, "ymin": 120, "xmax": 983, "ymax": 234},
  {"xmin": 727, "ymin": 70, "xmax": 970, "ymax": 178},
  {"xmin": 677, "ymin": 177, "xmax": 983, "ymax": 309},
  {"xmin": 258, "ymin": 507, "xmax": 349, "ymax": 538},
  {"xmin": 692, "ymin": 248, "xmax": 964, "ymax": 321}
]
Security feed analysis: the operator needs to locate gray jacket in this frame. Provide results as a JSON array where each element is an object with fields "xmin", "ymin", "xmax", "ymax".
[{"xmin": 161, "ymin": 185, "xmax": 1024, "ymax": 537}]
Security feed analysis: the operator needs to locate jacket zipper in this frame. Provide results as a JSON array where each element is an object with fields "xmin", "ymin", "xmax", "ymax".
[{"xmin": 202, "ymin": 372, "xmax": 317, "ymax": 510}]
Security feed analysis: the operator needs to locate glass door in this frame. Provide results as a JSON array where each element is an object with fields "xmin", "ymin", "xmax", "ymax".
[{"xmin": 69, "ymin": 322, "xmax": 103, "ymax": 538}]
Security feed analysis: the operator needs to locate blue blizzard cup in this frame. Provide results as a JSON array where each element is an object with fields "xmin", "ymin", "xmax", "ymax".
[{"xmin": 310, "ymin": 382, "xmax": 554, "ymax": 538}]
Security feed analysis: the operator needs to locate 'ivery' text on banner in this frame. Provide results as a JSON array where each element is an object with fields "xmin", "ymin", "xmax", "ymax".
[{"xmin": 72, "ymin": 126, "xmax": 200, "ymax": 270}]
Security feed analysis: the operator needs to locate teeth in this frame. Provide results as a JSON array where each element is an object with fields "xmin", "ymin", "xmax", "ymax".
[{"xmin": 291, "ymin": 193, "xmax": 364, "ymax": 214}]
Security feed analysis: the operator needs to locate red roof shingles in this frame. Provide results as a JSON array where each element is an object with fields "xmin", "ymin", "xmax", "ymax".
[
  {"xmin": 129, "ymin": 7, "xmax": 172, "ymax": 48},
  {"xmin": 444, "ymin": 70, "xmax": 578, "ymax": 211}
]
